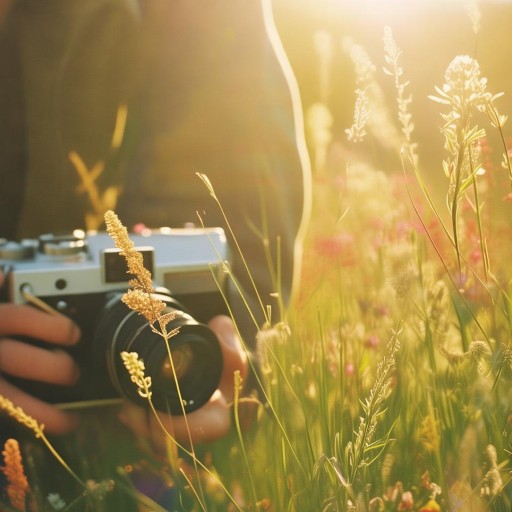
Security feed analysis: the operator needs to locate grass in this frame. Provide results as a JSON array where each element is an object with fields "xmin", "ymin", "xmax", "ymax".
[{"xmin": 3, "ymin": 3, "xmax": 512, "ymax": 511}]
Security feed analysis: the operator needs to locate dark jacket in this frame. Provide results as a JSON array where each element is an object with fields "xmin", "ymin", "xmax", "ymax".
[{"xmin": 0, "ymin": 0, "xmax": 311, "ymax": 339}]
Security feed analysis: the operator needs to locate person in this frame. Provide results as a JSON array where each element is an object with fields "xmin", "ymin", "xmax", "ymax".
[{"xmin": 0, "ymin": 0, "xmax": 310, "ymax": 505}]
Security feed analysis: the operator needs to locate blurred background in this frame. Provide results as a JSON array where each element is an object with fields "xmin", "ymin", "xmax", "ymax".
[{"xmin": 272, "ymin": 0, "xmax": 512, "ymax": 192}]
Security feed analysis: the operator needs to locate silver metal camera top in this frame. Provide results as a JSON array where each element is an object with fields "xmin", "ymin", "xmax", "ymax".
[
  {"xmin": 1, "ymin": 227, "xmax": 229, "ymax": 304},
  {"xmin": 0, "ymin": 239, "xmax": 38, "ymax": 260}
]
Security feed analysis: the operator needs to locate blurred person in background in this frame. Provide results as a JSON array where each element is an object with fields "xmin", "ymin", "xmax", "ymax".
[{"xmin": 0, "ymin": 0, "xmax": 310, "ymax": 507}]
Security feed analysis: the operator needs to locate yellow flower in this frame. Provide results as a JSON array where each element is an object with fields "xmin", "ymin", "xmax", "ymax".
[
  {"xmin": 121, "ymin": 351, "xmax": 153, "ymax": 399},
  {"xmin": 419, "ymin": 499, "xmax": 441, "ymax": 512}
]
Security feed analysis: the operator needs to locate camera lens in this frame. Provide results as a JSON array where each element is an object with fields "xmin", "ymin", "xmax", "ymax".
[
  {"xmin": 161, "ymin": 346, "xmax": 193, "ymax": 381},
  {"xmin": 93, "ymin": 292, "xmax": 223, "ymax": 414}
]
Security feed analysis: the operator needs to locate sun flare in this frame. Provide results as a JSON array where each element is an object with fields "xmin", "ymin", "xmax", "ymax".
[{"xmin": 285, "ymin": 0, "xmax": 482, "ymax": 25}]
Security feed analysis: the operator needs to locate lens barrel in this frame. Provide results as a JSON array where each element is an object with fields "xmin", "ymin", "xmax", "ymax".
[{"xmin": 94, "ymin": 292, "xmax": 223, "ymax": 414}]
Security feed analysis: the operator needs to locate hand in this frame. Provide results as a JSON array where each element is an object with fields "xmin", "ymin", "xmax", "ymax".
[
  {"xmin": 118, "ymin": 315, "xmax": 249, "ymax": 452},
  {"xmin": 0, "ymin": 270, "xmax": 81, "ymax": 434}
]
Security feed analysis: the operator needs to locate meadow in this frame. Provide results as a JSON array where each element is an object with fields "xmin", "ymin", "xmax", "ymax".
[{"xmin": 2, "ymin": 1, "xmax": 512, "ymax": 511}]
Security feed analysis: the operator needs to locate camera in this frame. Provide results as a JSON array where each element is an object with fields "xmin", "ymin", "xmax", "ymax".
[{"xmin": 0, "ymin": 227, "xmax": 229, "ymax": 415}]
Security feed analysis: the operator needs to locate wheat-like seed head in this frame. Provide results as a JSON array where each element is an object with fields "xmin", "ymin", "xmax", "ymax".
[
  {"xmin": 104, "ymin": 210, "xmax": 167, "ymax": 324},
  {"xmin": 0, "ymin": 395, "xmax": 44, "ymax": 437},
  {"xmin": 122, "ymin": 288, "xmax": 166, "ymax": 325},
  {"xmin": 2, "ymin": 438, "xmax": 30, "ymax": 512},
  {"xmin": 121, "ymin": 351, "xmax": 153, "ymax": 399}
]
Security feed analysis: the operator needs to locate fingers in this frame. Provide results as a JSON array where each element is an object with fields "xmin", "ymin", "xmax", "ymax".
[
  {"xmin": 0, "ymin": 378, "xmax": 78, "ymax": 434},
  {"xmin": 118, "ymin": 315, "xmax": 249, "ymax": 452},
  {"xmin": 0, "ymin": 300, "xmax": 81, "ymax": 435},
  {"xmin": 208, "ymin": 315, "xmax": 248, "ymax": 402},
  {"xmin": 0, "ymin": 304, "xmax": 80, "ymax": 346},
  {"xmin": 118, "ymin": 390, "xmax": 231, "ymax": 453},
  {"xmin": 155, "ymin": 390, "xmax": 230, "ymax": 445},
  {"xmin": 0, "ymin": 339, "xmax": 79, "ymax": 385}
]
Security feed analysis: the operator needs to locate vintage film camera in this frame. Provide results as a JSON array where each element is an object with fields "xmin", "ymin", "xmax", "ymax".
[{"xmin": 0, "ymin": 226, "xmax": 229, "ymax": 414}]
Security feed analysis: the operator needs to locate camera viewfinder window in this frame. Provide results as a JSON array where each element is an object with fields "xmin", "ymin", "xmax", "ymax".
[{"xmin": 102, "ymin": 247, "xmax": 154, "ymax": 283}]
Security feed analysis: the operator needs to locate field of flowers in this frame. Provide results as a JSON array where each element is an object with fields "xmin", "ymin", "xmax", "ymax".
[
  {"xmin": 2, "ymin": 1, "xmax": 512, "ymax": 511},
  {"xmin": 218, "ymin": 3, "xmax": 512, "ymax": 510}
]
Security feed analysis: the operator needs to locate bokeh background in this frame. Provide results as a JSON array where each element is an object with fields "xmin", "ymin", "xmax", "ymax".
[{"xmin": 273, "ymin": 0, "xmax": 512, "ymax": 197}]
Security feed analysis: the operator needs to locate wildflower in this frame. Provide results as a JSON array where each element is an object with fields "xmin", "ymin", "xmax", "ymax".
[
  {"xmin": 257, "ymin": 497, "xmax": 272, "ymax": 510},
  {"xmin": 390, "ymin": 269, "xmax": 416, "ymax": 299},
  {"xmin": 431, "ymin": 54, "xmax": 503, "ymax": 191},
  {"xmin": 383, "ymin": 26, "xmax": 418, "ymax": 164},
  {"xmin": 430, "ymin": 483, "xmax": 442, "ymax": 500},
  {"xmin": 2, "ymin": 439, "xmax": 29, "ymax": 511},
  {"xmin": 345, "ymin": 363, "xmax": 355, "ymax": 377},
  {"xmin": 314, "ymin": 232, "xmax": 356, "ymax": 266},
  {"xmin": 498, "ymin": 344, "xmax": 512, "ymax": 378},
  {"xmin": 368, "ymin": 496, "xmax": 385, "ymax": 511},
  {"xmin": 438, "ymin": 345, "xmax": 463, "ymax": 367},
  {"xmin": 85, "ymin": 479, "xmax": 115, "ymax": 501},
  {"xmin": 257, "ymin": 324, "xmax": 290, "ymax": 377},
  {"xmin": 121, "ymin": 351, "xmax": 153, "ymax": 399},
  {"xmin": 104, "ymin": 210, "xmax": 167, "ymax": 325},
  {"xmin": 468, "ymin": 340, "xmax": 491, "ymax": 366},
  {"xmin": 0, "ymin": 395, "xmax": 44, "ymax": 437},
  {"xmin": 345, "ymin": 88, "xmax": 369, "ymax": 143},
  {"xmin": 398, "ymin": 491, "xmax": 414, "ymax": 510},
  {"xmin": 0, "ymin": 397, "xmax": 85, "ymax": 491},
  {"xmin": 47, "ymin": 493, "xmax": 66, "ymax": 510},
  {"xmin": 429, "ymin": 56, "xmax": 498, "ymax": 274},
  {"xmin": 343, "ymin": 36, "xmax": 401, "ymax": 151},
  {"xmin": 432, "ymin": 55, "xmax": 491, "ymax": 113},
  {"xmin": 421, "ymin": 471, "xmax": 433, "ymax": 491},
  {"xmin": 256, "ymin": 322, "xmax": 290, "ymax": 346},
  {"xmin": 343, "ymin": 37, "xmax": 376, "ymax": 87},
  {"xmin": 480, "ymin": 444, "xmax": 502, "ymax": 498},
  {"xmin": 384, "ymin": 481, "xmax": 403, "ymax": 503},
  {"xmin": 365, "ymin": 335, "xmax": 380, "ymax": 349},
  {"xmin": 121, "ymin": 288, "xmax": 166, "ymax": 326},
  {"xmin": 419, "ymin": 499, "xmax": 441, "ymax": 512},
  {"xmin": 440, "ymin": 340, "xmax": 491, "ymax": 376},
  {"xmin": 347, "ymin": 328, "xmax": 400, "ymax": 482}
]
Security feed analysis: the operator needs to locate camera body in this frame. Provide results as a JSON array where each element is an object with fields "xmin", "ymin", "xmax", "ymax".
[{"xmin": 0, "ymin": 227, "xmax": 229, "ymax": 414}]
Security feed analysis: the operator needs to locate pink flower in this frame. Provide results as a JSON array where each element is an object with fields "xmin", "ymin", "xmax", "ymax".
[
  {"xmin": 398, "ymin": 491, "xmax": 414, "ymax": 510},
  {"xmin": 345, "ymin": 363, "xmax": 355, "ymax": 376},
  {"xmin": 314, "ymin": 233, "xmax": 356, "ymax": 266},
  {"xmin": 365, "ymin": 335, "xmax": 380, "ymax": 349}
]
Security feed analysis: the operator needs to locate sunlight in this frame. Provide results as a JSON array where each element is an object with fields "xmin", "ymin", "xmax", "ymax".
[
  {"xmin": 274, "ymin": 0, "xmax": 483, "ymax": 33},
  {"xmin": 319, "ymin": 0, "xmax": 470, "ymax": 23}
]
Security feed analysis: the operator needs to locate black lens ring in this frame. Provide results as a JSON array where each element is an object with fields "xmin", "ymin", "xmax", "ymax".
[
  {"xmin": 107, "ymin": 310, "xmax": 148, "ymax": 400},
  {"xmin": 93, "ymin": 291, "xmax": 223, "ymax": 413},
  {"xmin": 147, "ymin": 328, "xmax": 223, "ymax": 414}
]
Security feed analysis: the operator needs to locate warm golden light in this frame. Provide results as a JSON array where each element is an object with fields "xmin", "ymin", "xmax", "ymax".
[{"xmin": 316, "ymin": 0, "xmax": 472, "ymax": 23}]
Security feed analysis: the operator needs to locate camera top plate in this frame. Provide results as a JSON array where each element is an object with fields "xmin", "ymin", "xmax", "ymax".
[{"xmin": 0, "ymin": 227, "xmax": 229, "ymax": 303}]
